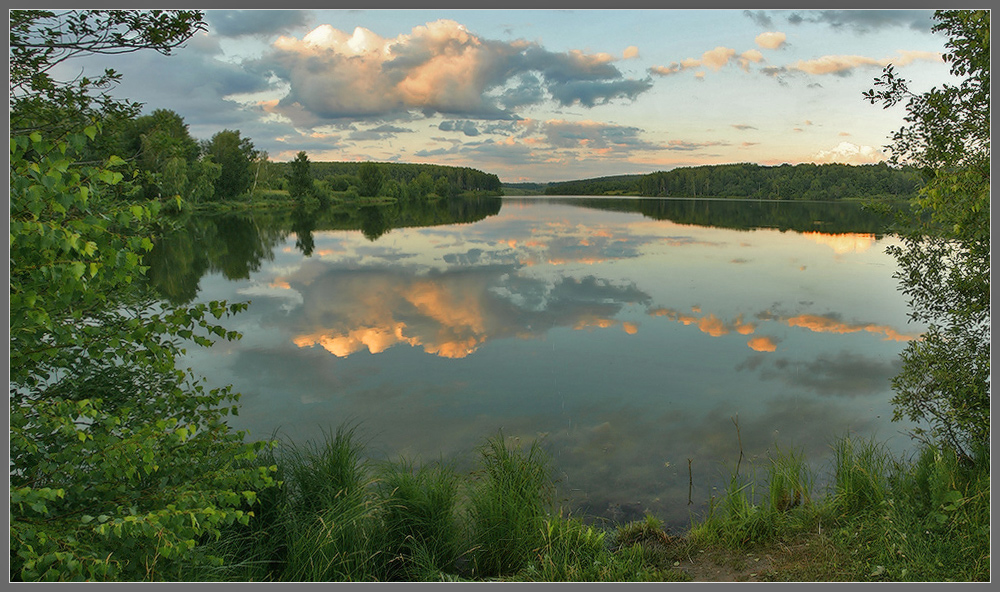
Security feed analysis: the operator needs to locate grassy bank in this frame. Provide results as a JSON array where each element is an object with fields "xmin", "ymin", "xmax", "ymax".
[{"xmin": 194, "ymin": 426, "xmax": 988, "ymax": 582}]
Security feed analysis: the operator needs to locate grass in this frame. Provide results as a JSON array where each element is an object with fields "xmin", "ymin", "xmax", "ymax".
[
  {"xmin": 686, "ymin": 434, "xmax": 989, "ymax": 582},
  {"xmin": 466, "ymin": 432, "xmax": 552, "ymax": 578},
  {"xmin": 196, "ymin": 425, "xmax": 988, "ymax": 582}
]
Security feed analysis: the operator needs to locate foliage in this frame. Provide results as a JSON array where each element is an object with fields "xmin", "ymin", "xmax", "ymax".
[
  {"xmin": 9, "ymin": 121, "xmax": 276, "ymax": 583},
  {"xmin": 543, "ymin": 162, "xmax": 924, "ymax": 200},
  {"xmin": 286, "ymin": 160, "xmax": 502, "ymax": 198},
  {"xmin": 357, "ymin": 161, "xmax": 386, "ymax": 197},
  {"xmin": 864, "ymin": 10, "xmax": 990, "ymax": 455},
  {"xmin": 9, "ymin": 9, "xmax": 276, "ymax": 581},
  {"xmin": 9, "ymin": 10, "xmax": 206, "ymax": 136},
  {"xmin": 202, "ymin": 129, "xmax": 259, "ymax": 199},
  {"xmin": 118, "ymin": 109, "xmax": 221, "ymax": 202},
  {"xmin": 286, "ymin": 151, "xmax": 314, "ymax": 200}
]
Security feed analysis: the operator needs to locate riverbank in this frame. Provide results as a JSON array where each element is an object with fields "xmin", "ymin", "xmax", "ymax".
[{"xmin": 200, "ymin": 426, "xmax": 988, "ymax": 582}]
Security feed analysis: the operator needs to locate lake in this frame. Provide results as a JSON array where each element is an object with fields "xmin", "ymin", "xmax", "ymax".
[{"xmin": 148, "ymin": 196, "xmax": 922, "ymax": 530}]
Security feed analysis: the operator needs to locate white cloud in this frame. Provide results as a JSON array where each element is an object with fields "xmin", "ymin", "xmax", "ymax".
[
  {"xmin": 257, "ymin": 19, "xmax": 652, "ymax": 125},
  {"xmin": 814, "ymin": 142, "xmax": 886, "ymax": 164}
]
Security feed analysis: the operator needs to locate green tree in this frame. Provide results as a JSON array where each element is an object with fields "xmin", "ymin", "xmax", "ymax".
[
  {"xmin": 9, "ymin": 10, "xmax": 275, "ymax": 580},
  {"xmin": 122, "ymin": 109, "xmax": 222, "ymax": 202},
  {"xmin": 409, "ymin": 171, "xmax": 434, "ymax": 199},
  {"xmin": 357, "ymin": 161, "xmax": 385, "ymax": 197},
  {"xmin": 433, "ymin": 176, "xmax": 452, "ymax": 198},
  {"xmin": 203, "ymin": 129, "xmax": 258, "ymax": 199},
  {"xmin": 287, "ymin": 150, "xmax": 314, "ymax": 199},
  {"xmin": 864, "ymin": 10, "xmax": 990, "ymax": 456},
  {"xmin": 9, "ymin": 10, "xmax": 206, "ymax": 136}
]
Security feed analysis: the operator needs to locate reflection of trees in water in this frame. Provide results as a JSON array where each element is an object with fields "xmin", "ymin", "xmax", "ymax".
[
  {"xmin": 146, "ymin": 196, "xmax": 504, "ymax": 303},
  {"xmin": 545, "ymin": 197, "xmax": 899, "ymax": 235},
  {"xmin": 359, "ymin": 204, "xmax": 393, "ymax": 241},
  {"xmin": 290, "ymin": 206, "xmax": 316, "ymax": 256},
  {"xmin": 146, "ymin": 212, "xmax": 289, "ymax": 304}
]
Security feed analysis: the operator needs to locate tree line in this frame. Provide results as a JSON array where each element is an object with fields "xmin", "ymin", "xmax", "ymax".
[
  {"xmin": 277, "ymin": 152, "xmax": 504, "ymax": 203},
  {"xmin": 542, "ymin": 162, "xmax": 925, "ymax": 200}
]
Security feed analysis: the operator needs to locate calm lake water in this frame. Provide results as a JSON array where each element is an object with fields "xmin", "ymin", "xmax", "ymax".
[{"xmin": 150, "ymin": 196, "xmax": 923, "ymax": 529}]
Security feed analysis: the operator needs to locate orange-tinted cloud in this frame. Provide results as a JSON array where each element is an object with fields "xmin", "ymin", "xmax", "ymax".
[
  {"xmin": 788, "ymin": 50, "xmax": 940, "ymax": 76},
  {"xmin": 786, "ymin": 314, "xmax": 918, "ymax": 342},
  {"xmin": 264, "ymin": 19, "xmax": 652, "ymax": 124},
  {"xmin": 698, "ymin": 314, "xmax": 730, "ymax": 337},
  {"xmin": 702, "ymin": 46, "xmax": 737, "ymax": 70},
  {"xmin": 738, "ymin": 49, "xmax": 764, "ymax": 71},
  {"xmin": 735, "ymin": 316, "xmax": 756, "ymax": 335},
  {"xmin": 755, "ymin": 31, "xmax": 787, "ymax": 50},
  {"xmin": 747, "ymin": 336, "xmax": 777, "ymax": 352}
]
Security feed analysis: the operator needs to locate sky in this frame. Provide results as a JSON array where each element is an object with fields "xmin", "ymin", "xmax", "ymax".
[{"xmin": 57, "ymin": 8, "xmax": 957, "ymax": 183}]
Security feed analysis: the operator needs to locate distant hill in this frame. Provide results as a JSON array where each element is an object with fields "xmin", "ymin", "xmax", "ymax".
[{"xmin": 541, "ymin": 163, "xmax": 923, "ymax": 200}]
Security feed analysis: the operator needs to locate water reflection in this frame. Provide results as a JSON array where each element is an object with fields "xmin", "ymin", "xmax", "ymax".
[
  {"xmin": 286, "ymin": 266, "xmax": 648, "ymax": 359},
  {"xmin": 158, "ymin": 197, "xmax": 922, "ymax": 530}
]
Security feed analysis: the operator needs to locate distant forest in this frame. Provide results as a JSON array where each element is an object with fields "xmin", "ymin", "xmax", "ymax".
[
  {"xmin": 271, "ymin": 160, "xmax": 504, "ymax": 198},
  {"xmin": 528, "ymin": 162, "xmax": 924, "ymax": 200}
]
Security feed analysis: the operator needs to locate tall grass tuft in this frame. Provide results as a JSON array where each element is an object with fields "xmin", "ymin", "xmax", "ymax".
[
  {"xmin": 515, "ymin": 514, "xmax": 658, "ymax": 581},
  {"xmin": 690, "ymin": 445, "xmax": 818, "ymax": 548},
  {"xmin": 377, "ymin": 458, "xmax": 463, "ymax": 581},
  {"xmin": 282, "ymin": 424, "xmax": 371, "ymax": 516},
  {"xmin": 767, "ymin": 444, "xmax": 813, "ymax": 514},
  {"xmin": 829, "ymin": 434, "xmax": 894, "ymax": 516},
  {"xmin": 467, "ymin": 431, "xmax": 553, "ymax": 578}
]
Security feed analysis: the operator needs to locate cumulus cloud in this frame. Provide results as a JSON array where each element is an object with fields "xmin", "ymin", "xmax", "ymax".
[
  {"xmin": 738, "ymin": 49, "xmax": 764, "ymax": 72},
  {"xmin": 206, "ymin": 9, "xmax": 310, "ymax": 37},
  {"xmin": 701, "ymin": 46, "xmax": 737, "ymax": 70},
  {"xmin": 254, "ymin": 19, "xmax": 653, "ymax": 124},
  {"xmin": 814, "ymin": 141, "xmax": 886, "ymax": 164},
  {"xmin": 755, "ymin": 31, "xmax": 787, "ymax": 50},
  {"xmin": 624, "ymin": 45, "xmax": 640, "ymax": 59},
  {"xmin": 747, "ymin": 336, "xmax": 778, "ymax": 352}
]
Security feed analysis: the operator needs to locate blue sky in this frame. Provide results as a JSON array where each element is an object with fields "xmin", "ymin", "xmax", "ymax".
[{"xmin": 62, "ymin": 8, "xmax": 955, "ymax": 182}]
